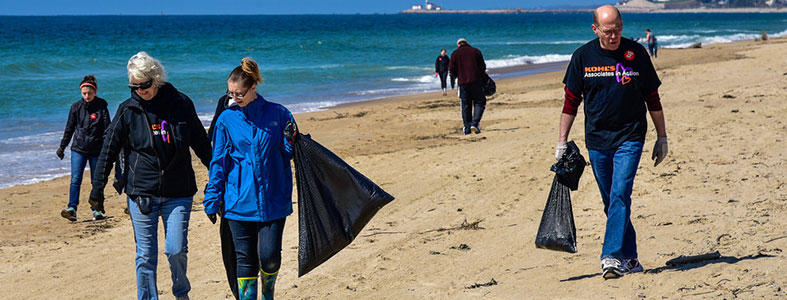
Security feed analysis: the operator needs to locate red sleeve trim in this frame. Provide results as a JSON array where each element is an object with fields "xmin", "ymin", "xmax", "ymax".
[
  {"xmin": 645, "ymin": 90, "xmax": 662, "ymax": 111},
  {"xmin": 562, "ymin": 86, "xmax": 581, "ymax": 115}
]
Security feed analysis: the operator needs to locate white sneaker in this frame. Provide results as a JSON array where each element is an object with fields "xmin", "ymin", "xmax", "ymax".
[
  {"xmin": 601, "ymin": 257, "xmax": 626, "ymax": 279},
  {"xmin": 623, "ymin": 258, "xmax": 644, "ymax": 273}
]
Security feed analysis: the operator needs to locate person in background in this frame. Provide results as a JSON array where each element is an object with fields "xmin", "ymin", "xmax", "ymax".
[
  {"xmin": 645, "ymin": 29, "xmax": 657, "ymax": 58},
  {"xmin": 435, "ymin": 48, "xmax": 450, "ymax": 96},
  {"xmin": 89, "ymin": 51, "xmax": 212, "ymax": 300},
  {"xmin": 449, "ymin": 38, "xmax": 487, "ymax": 135},
  {"xmin": 557, "ymin": 5, "xmax": 668, "ymax": 279},
  {"xmin": 204, "ymin": 57, "xmax": 296, "ymax": 300},
  {"xmin": 57, "ymin": 75, "xmax": 112, "ymax": 222},
  {"xmin": 207, "ymin": 90, "xmax": 240, "ymax": 300}
]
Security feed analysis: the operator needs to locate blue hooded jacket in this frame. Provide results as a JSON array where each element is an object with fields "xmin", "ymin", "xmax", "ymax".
[{"xmin": 203, "ymin": 95, "xmax": 295, "ymax": 222}]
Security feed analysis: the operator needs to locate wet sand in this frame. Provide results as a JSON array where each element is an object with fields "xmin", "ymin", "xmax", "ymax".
[{"xmin": 1, "ymin": 37, "xmax": 786, "ymax": 299}]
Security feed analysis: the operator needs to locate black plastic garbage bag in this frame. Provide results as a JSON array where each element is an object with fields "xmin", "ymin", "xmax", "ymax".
[
  {"xmin": 292, "ymin": 133, "xmax": 395, "ymax": 277},
  {"xmin": 535, "ymin": 141, "xmax": 586, "ymax": 253},
  {"xmin": 550, "ymin": 141, "xmax": 586, "ymax": 191}
]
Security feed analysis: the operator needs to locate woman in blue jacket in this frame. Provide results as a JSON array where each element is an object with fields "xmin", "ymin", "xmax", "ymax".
[{"xmin": 204, "ymin": 57, "xmax": 296, "ymax": 300}]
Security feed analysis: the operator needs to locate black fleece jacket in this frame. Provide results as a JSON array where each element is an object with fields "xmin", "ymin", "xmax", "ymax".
[
  {"xmin": 59, "ymin": 97, "xmax": 111, "ymax": 156},
  {"xmin": 91, "ymin": 83, "xmax": 212, "ymax": 198}
]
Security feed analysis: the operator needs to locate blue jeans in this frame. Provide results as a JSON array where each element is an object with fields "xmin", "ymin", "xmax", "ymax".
[
  {"xmin": 648, "ymin": 42, "xmax": 657, "ymax": 57},
  {"xmin": 68, "ymin": 151, "xmax": 97, "ymax": 210},
  {"xmin": 128, "ymin": 196, "xmax": 192, "ymax": 300},
  {"xmin": 228, "ymin": 218, "xmax": 286, "ymax": 277},
  {"xmin": 588, "ymin": 141, "xmax": 644, "ymax": 260}
]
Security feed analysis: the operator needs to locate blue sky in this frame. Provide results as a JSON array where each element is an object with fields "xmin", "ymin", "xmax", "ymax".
[{"xmin": 0, "ymin": 0, "xmax": 612, "ymax": 15}]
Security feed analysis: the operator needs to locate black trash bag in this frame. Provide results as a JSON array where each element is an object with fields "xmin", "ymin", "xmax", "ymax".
[
  {"xmin": 292, "ymin": 133, "xmax": 395, "ymax": 277},
  {"xmin": 483, "ymin": 73, "xmax": 496, "ymax": 96},
  {"xmin": 535, "ymin": 141, "xmax": 586, "ymax": 253},
  {"xmin": 550, "ymin": 141, "xmax": 586, "ymax": 191}
]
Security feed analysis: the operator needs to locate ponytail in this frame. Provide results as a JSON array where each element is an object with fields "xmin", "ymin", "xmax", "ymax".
[{"xmin": 228, "ymin": 57, "xmax": 263, "ymax": 88}]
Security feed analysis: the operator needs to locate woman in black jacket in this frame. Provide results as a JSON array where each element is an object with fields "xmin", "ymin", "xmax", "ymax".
[
  {"xmin": 58, "ymin": 75, "xmax": 112, "ymax": 222},
  {"xmin": 435, "ymin": 48, "xmax": 450, "ymax": 96},
  {"xmin": 89, "ymin": 51, "xmax": 212, "ymax": 300}
]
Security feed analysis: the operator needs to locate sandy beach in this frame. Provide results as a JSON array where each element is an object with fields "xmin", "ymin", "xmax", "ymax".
[{"xmin": 1, "ymin": 37, "xmax": 786, "ymax": 299}]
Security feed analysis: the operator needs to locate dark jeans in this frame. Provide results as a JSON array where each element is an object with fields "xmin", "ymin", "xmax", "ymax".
[
  {"xmin": 459, "ymin": 81, "xmax": 487, "ymax": 128},
  {"xmin": 69, "ymin": 151, "xmax": 97, "ymax": 210},
  {"xmin": 648, "ymin": 42, "xmax": 657, "ymax": 57},
  {"xmin": 438, "ymin": 71, "xmax": 448, "ymax": 89},
  {"xmin": 228, "ymin": 218, "xmax": 286, "ymax": 277}
]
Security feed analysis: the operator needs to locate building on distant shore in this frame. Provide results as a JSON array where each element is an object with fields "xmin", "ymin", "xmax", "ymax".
[
  {"xmin": 617, "ymin": 0, "xmax": 786, "ymax": 9},
  {"xmin": 411, "ymin": 0, "xmax": 442, "ymax": 11}
]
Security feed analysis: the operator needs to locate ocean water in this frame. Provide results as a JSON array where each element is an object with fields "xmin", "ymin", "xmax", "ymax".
[{"xmin": 0, "ymin": 13, "xmax": 786, "ymax": 188}]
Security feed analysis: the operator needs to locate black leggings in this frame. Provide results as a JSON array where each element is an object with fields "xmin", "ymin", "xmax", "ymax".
[
  {"xmin": 228, "ymin": 218, "xmax": 286, "ymax": 276},
  {"xmin": 438, "ymin": 71, "xmax": 448, "ymax": 89}
]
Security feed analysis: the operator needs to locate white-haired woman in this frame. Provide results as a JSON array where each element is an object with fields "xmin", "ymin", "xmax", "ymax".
[{"xmin": 90, "ymin": 51, "xmax": 212, "ymax": 300}]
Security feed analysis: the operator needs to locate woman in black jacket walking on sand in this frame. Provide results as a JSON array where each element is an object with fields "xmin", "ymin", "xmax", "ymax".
[
  {"xmin": 435, "ymin": 48, "xmax": 450, "ymax": 96},
  {"xmin": 58, "ymin": 75, "xmax": 112, "ymax": 222}
]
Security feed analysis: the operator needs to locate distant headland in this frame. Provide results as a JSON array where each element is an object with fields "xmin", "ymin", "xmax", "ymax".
[{"xmin": 401, "ymin": 0, "xmax": 787, "ymax": 14}]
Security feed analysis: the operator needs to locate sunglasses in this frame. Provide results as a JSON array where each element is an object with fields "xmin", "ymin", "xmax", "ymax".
[
  {"xmin": 128, "ymin": 80, "xmax": 154, "ymax": 91},
  {"xmin": 226, "ymin": 88, "xmax": 250, "ymax": 100}
]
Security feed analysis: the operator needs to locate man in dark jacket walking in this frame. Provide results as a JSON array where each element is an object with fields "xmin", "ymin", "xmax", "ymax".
[{"xmin": 449, "ymin": 38, "xmax": 487, "ymax": 135}]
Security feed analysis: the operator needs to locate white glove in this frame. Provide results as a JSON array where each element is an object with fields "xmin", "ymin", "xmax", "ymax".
[
  {"xmin": 555, "ymin": 141, "xmax": 568, "ymax": 161},
  {"xmin": 652, "ymin": 136, "xmax": 668, "ymax": 167}
]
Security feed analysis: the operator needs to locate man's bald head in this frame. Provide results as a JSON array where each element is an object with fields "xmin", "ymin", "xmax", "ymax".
[{"xmin": 593, "ymin": 5, "xmax": 621, "ymax": 26}]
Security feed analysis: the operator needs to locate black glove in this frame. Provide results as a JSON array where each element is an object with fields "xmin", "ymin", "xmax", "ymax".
[
  {"xmin": 207, "ymin": 213, "xmax": 217, "ymax": 224},
  {"xmin": 56, "ymin": 147, "xmax": 65, "ymax": 160},
  {"xmin": 88, "ymin": 188, "xmax": 105, "ymax": 214},
  {"xmin": 284, "ymin": 121, "xmax": 298, "ymax": 143}
]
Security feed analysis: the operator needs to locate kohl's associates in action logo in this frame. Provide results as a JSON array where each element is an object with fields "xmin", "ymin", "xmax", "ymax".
[{"xmin": 583, "ymin": 63, "xmax": 639, "ymax": 85}]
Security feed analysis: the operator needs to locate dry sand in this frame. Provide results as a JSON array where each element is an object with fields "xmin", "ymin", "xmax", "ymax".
[{"xmin": 1, "ymin": 37, "xmax": 786, "ymax": 299}]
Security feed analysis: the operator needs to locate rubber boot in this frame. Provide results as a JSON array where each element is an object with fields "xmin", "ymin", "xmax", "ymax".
[
  {"xmin": 260, "ymin": 269, "xmax": 278, "ymax": 300},
  {"xmin": 237, "ymin": 277, "xmax": 258, "ymax": 300}
]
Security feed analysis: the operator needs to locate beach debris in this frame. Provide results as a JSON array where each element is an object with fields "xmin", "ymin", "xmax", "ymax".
[
  {"xmin": 731, "ymin": 109, "xmax": 740, "ymax": 113},
  {"xmin": 686, "ymin": 42, "xmax": 702, "ymax": 49},
  {"xmin": 429, "ymin": 251, "xmax": 441, "ymax": 255},
  {"xmin": 465, "ymin": 278, "xmax": 498, "ymax": 289},
  {"xmin": 765, "ymin": 235, "xmax": 787, "ymax": 243},
  {"xmin": 418, "ymin": 219, "xmax": 485, "ymax": 234},
  {"xmin": 450, "ymin": 243, "xmax": 471, "ymax": 251},
  {"xmin": 665, "ymin": 251, "xmax": 721, "ymax": 266},
  {"xmin": 722, "ymin": 94, "xmax": 736, "ymax": 99}
]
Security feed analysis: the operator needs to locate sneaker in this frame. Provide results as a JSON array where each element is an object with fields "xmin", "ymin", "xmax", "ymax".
[
  {"xmin": 623, "ymin": 258, "xmax": 644, "ymax": 273},
  {"xmin": 93, "ymin": 210, "xmax": 106, "ymax": 221},
  {"xmin": 60, "ymin": 207, "xmax": 77, "ymax": 222},
  {"xmin": 470, "ymin": 126, "xmax": 480, "ymax": 134},
  {"xmin": 463, "ymin": 127, "xmax": 471, "ymax": 135},
  {"xmin": 601, "ymin": 257, "xmax": 626, "ymax": 279}
]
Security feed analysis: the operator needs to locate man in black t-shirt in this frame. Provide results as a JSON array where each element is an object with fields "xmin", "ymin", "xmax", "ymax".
[{"xmin": 556, "ymin": 5, "xmax": 669, "ymax": 279}]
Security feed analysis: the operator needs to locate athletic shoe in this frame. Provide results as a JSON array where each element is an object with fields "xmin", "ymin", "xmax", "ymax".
[
  {"xmin": 93, "ymin": 210, "xmax": 106, "ymax": 221},
  {"xmin": 623, "ymin": 258, "xmax": 644, "ymax": 273},
  {"xmin": 470, "ymin": 126, "xmax": 480, "ymax": 134},
  {"xmin": 60, "ymin": 207, "xmax": 77, "ymax": 222},
  {"xmin": 463, "ymin": 127, "xmax": 471, "ymax": 135},
  {"xmin": 601, "ymin": 257, "xmax": 626, "ymax": 279}
]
